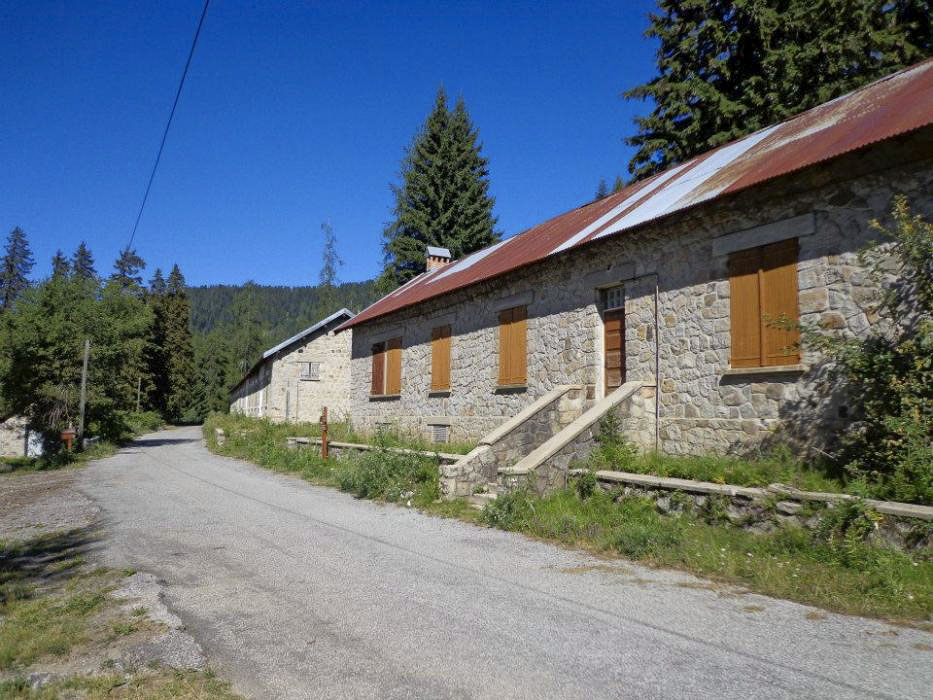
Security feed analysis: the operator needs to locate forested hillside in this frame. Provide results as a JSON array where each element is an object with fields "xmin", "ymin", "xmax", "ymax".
[{"xmin": 188, "ymin": 280, "xmax": 381, "ymax": 338}]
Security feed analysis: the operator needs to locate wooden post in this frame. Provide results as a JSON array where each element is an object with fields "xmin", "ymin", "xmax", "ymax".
[
  {"xmin": 320, "ymin": 406, "xmax": 328, "ymax": 460},
  {"xmin": 77, "ymin": 339, "xmax": 90, "ymax": 443},
  {"xmin": 136, "ymin": 376, "xmax": 142, "ymax": 413}
]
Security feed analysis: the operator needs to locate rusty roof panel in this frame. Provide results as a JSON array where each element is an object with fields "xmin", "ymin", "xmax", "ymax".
[{"xmin": 341, "ymin": 59, "xmax": 933, "ymax": 331}]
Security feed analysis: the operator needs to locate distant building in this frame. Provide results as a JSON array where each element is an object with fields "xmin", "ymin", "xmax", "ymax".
[{"xmin": 229, "ymin": 308, "xmax": 355, "ymax": 423}]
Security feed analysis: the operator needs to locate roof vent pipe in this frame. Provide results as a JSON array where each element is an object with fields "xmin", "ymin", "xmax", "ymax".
[{"xmin": 426, "ymin": 246, "xmax": 452, "ymax": 271}]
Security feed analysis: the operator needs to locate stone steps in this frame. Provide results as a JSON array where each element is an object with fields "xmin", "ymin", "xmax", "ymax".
[{"xmin": 466, "ymin": 484, "xmax": 500, "ymax": 510}]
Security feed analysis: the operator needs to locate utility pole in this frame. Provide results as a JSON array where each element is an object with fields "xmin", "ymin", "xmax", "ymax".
[
  {"xmin": 136, "ymin": 377, "xmax": 142, "ymax": 413},
  {"xmin": 77, "ymin": 339, "xmax": 90, "ymax": 443}
]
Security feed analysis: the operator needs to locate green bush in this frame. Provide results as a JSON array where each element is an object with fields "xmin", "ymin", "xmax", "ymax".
[{"xmin": 801, "ymin": 197, "xmax": 933, "ymax": 505}]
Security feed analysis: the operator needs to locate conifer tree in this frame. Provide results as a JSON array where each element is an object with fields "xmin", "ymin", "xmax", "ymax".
[
  {"xmin": 317, "ymin": 221, "xmax": 343, "ymax": 316},
  {"xmin": 0, "ymin": 227, "xmax": 35, "ymax": 312},
  {"xmin": 71, "ymin": 242, "xmax": 96, "ymax": 280},
  {"xmin": 145, "ymin": 269, "xmax": 169, "ymax": 414},
  {"xmin": 51, "ymin": 250, "xmax": 70, "ymax": 278},
  {"xmin": 229, "ymin": 282, "xmax": 266, "ymax": 375},
  {"xmin": 382, "ymin": 88, "xmax": 499, "ymax": 286},
  {"xmin": 625, "ymin": 0, "xmax": 932, "ymax": 179},
  {"xmin": 595, "ymin": 179, "xmax": 609, "ymax": 200},
  {"xmin": 163, "ymin": 265, "xmax": 196, "ymax": 422},
  {"xmin": 612, "ymin": 176, "xmax": 625, "ymax": 193},
  {"xmin": 112, "ymin": 248, "xmax": 146, "ymax": 291}
]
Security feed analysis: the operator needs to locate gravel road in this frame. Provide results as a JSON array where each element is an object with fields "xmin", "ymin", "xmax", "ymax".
[{"xmin": 78, "ymin": 426, "xmax": 932, "ymax": 699}]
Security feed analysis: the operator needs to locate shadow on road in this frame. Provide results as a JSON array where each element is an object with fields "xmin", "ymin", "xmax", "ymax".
[{"xmin": 129, "ymin": 437, "xmax": 201, "ymax": 448}]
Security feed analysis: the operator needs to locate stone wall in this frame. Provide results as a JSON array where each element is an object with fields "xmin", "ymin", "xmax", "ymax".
[
  {"xmin": 347, "ymin": 133, "xmax": 933, "ymax": 455},
  {"xmin": 589, "ymin": 470, "xmax": 932, "ymax": 553},
  {"xmin": 230, "ymin": 325, "xmax": 352, "ymax": 424},
  {"xmin": 0, "ymin": 417, "xmax": 27, "ymax": 458}
]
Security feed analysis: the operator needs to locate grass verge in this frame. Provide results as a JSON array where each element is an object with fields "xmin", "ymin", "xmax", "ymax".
[
  {"xmin": 207, "ymin": 414, "xmax": 932, "ymax": 621},
  {"xmin": 212, "ymin": 412, "xmax": 476, "ymax": 455},
  {"xmin": 481, "ymin": 485, "xmax": 932, "ymax": 621},
  {"xmin": 0, "ymin": 529, "xmax": 240, "ymax": 698}
]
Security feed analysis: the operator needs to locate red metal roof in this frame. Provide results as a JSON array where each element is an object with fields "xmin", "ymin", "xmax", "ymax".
[{"xmin": 341, "ymin": 58, "xmax": 933, "ymax": 332}]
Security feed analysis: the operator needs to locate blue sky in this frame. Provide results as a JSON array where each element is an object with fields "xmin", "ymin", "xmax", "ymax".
[{"xmin": 1, "ymin": 0, "xmax": 659, "ymax": 286}]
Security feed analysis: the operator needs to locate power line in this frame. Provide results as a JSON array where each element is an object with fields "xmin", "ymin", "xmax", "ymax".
[{"xmin": 125, "ymin": 0, "xmax": 211, "ymax": 252}]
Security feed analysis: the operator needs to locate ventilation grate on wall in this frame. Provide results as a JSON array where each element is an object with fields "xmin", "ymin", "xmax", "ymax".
[{"xmin": 430, "ymin": 423, "xmax": 449, "ymax": 444}]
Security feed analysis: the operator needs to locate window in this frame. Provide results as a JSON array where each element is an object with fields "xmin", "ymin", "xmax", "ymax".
[
  {"xmin": 604, "ymin": 284, "xmax": 624, "ymax": 310},
  {"xmin": 430, "ymin": 325, "xmax": 452, "ymax": 391},
  {"xmin": 728, "ymin": 238, "xmax": 800, "ymax": 368},
  {"xmin": 498, "ymin": 305, "xmax": 527, "ymax": 386},
  {"xmin": 300, "ymin": 362, "xmax": 320, "ymax": 380},
  {"xmin": 371, "ymin": 337, "xmax": 403, "ymax": 396}
]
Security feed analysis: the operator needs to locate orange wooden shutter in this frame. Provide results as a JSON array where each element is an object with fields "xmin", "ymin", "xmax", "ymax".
[
  {"xmin": 385, "ymin": 337, "xmax": 402, "ymax": 394},
  {"xmin": 729, "ymin": 248, "xmax": 762, "ymax": 368},
  {"xmin": 511, "ymin": 306, "xmax": 527, "ymax": 384},
  {"xmin": 431, "ymin": 325, "xmax": 451, "ymax": 390},
  {"xmin": 371, "ymin": 342, "xmax": 385, "ymax": 395},
  {"xmin": 760, "ymin": 238, "xmax": 800, "ymax": 366},
  {"xmin": 498, "ymin": 309, "xmax": 512, "ymax": 385}
]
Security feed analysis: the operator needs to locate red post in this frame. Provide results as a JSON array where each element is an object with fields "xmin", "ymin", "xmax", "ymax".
[
  {"xmin": 61, "ymin": 427, "xmax": 76, "ymax": 451},
  {"xmin": 320, "ymin": 406, "xmax": 328, "ymax": 460}
]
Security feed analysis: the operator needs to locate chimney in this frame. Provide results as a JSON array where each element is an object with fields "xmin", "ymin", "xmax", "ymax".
[{"xmin": 426, "ymin": 246, "xmax": 452, "ymax": 271}]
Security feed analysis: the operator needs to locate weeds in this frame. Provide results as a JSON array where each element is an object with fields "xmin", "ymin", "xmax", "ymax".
[{"xmin": 480, "ymin": 486, "xmax": 932, "ymax": 619}]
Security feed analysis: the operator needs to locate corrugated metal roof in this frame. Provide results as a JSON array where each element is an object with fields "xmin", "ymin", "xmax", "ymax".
[
  {"xmin": 230, "ymin": 308, "xmax": 355, "ymax": 393},
  {"xmin": 340, "ymin": 58, "xmax": 933, "ymax": 332}
]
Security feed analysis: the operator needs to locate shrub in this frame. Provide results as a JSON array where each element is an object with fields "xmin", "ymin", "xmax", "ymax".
[
  {"xmin": 801, "ymin": 197, "xmax": 933, "ymax": 505},
  {"xmin": 337, "ymin": 449, "xmax": 440, "ymax": 504}
]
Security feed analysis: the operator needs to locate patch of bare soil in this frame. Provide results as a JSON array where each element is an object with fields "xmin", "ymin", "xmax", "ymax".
[{"xmin": 0, "ymin": 471, "xmax": 99, "ymax": 541}]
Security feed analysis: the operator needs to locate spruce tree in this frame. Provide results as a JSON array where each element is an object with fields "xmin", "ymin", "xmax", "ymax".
[
  {"xmin": 112, "ymin": 247, "xmax": 146, "ymax": 291},
  {"xmin": 317, "ymin": 221, "xmax": 343, "ymax": 316},
  {"xmin": 51, "ymin": 250, "xmax": 70, "ymax": 278},
  {"xmin": 71, "ymin": 242, "xmax": 97, "ymax": 280},
  {"xmin": 625, "ymin": 0, "xmax": 932, "ymax": 180},
  {"xmin": 163, "ymin": 265, "xmax": 196, "ymax": 422},
  {"xmin": 382, "ymin": 88, "xmax": 499, "ymax": 286},
  {"xmin": 595, "ymin": 179, "xmax": 609, "ymax": 200},
  {"xmin": 612, "ymin": 176, "xmax": 625, "ymax": 193},
  {"xmin": 145, "ymin": 269, "xmax": 169, "ymax": 414},
  {"xmin": 0, "ymin": 227, "xmax": 35, "ymax": 312}
]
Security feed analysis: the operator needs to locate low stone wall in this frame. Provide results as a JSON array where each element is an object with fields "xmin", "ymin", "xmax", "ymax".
[
  {"xmin": 440, "ymin": 385, "xmax": 585, "ymax": 498},
  {"xmin": 586, "ymin": 469, "xmax": 932, "ymax": 552},
  {"xmin": 287, "ymin": 437, "xmax": 462, "ymax": 465},
  {"xmin": 499, "ymin": 382, "xmax": 647, "ymax": 495}
]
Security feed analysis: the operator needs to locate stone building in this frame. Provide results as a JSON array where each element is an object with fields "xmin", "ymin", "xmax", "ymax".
[
  {"xmin": 336, "ymin": 60, "xmax": 933, "ymax": 470},
  {"xmin": 230, "ymin": 308, "xmax": 355, "ymax": 423}
]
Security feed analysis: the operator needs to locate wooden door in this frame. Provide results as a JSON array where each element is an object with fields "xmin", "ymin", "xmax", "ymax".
[{"xmin": 604, "ymin": 309, "xmax": 625, "ymax": 394}]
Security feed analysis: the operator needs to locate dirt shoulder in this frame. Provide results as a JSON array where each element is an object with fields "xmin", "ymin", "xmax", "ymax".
[{"xmin": 0, "ymin": 466, "xmax": 242, "ymax": 698}]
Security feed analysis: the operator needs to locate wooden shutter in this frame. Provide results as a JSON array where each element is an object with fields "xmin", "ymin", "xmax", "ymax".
[
  {"xmin": 498, "ymin": 306, "xmax": 527, "ymax": 385},
  {"xmin": 510, "ymin": 306, "xmax": 527, "ymax": 384},
  {"xmin": 370, "ymin": 342, "xmax": 385, "ymax": 395},
  {"xmin": 760, "ymin": 238, "xmax": 800, "ymax": 366},
  {"xmin": 385, "ymin": 337, "xmax": 402, "ymax": 395},
  {"xmin": 498, "ymin": 309, "xmax": 512, "ymax": 385},
  {"xmin": 431, "ymin": 325, "xmax": 451, "ymax": 391},
  {"xmin": 729, "ymin": 248, "xmax": 763, "ymax": 368}
]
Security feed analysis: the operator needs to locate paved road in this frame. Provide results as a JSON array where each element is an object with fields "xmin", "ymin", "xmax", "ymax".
[{"xmin": 79, "ymin": 427, "xmax": 931, "ymax": 699}]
